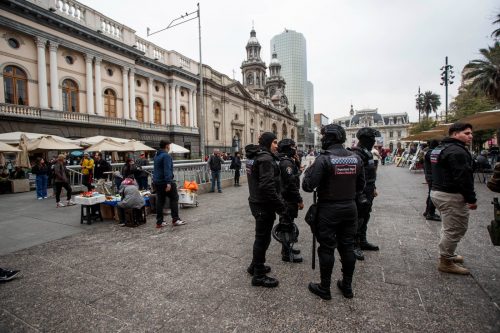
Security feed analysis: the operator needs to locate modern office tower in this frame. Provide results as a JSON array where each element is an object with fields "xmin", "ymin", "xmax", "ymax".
[
  {"xmin": 306, "ymin": 80, "xmax": 314, "ymax": 136},
  {"xmin": 271, "ymin": 29, "xmax": 313, "ymax": 149}
]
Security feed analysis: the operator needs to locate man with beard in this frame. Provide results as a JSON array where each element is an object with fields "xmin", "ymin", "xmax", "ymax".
[
  {"xmin": 350, "ymin": 127, "xmax": 380, "ymax": 261},
  {"xmin": 303, "ymin": 124, "xmax": 365, "ymax": 299},
  {"xmin": 245, "ymin": 132, "xmax": 286, "ymax": 288}
]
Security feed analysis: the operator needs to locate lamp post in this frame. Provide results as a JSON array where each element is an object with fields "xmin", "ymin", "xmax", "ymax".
[
  {"xmin": 415, "ymin": 86, "xmax": 423, "ymax": 123},
  {"xmin": 440, "ymin": 56, "xmax": 454, "ymax": 123},
  {"xmin": 147, "ymin": 3, "xmax": 205, "ymax": 159}
]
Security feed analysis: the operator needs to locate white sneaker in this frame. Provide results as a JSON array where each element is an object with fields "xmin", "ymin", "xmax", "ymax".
[
  {"xmin": 57, "ymin": 202, "xmax": 66, "ymax": 208},
  {"xmin": 173, "ymin": 219, "xmax": 186, "ymax": 226}
]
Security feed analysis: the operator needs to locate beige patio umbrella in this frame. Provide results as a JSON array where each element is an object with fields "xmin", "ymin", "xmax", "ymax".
[
  {"xmin": 0, "ymin": 142, "xmax": 21, "ymax": 152},
  {"xmin": 0, "ymin": 131, "xmax": 78, "ymax": 144},
  {"xmin": 168, "ymin": 143, "xmax": 190, "ymax": 154},
  {"xmin": 15, "ymin": 134, "xmax": 30, "ymax": 167},
  {"xmin": 458, "ymin": 109, "xmax": 500, "ymax": 131},
  {"xmin": 27, "ymin": 136, "xmax": 82, "ymax": 152},
  {"xmin": 84, "ymin": 138, "xmax": 130, "ymax": 152},
  {"xmin": 80, "ymin": 135, "xmax": 131, "ymax": 145},
  {"xmin": 121, "ymin": 140, "xmax": 156, "ymax": 152}
]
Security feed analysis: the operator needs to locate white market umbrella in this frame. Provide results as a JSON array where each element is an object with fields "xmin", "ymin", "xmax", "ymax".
[
  {"xmin": 0, "ymin": 142, "xmax": 21, "ymax": 152},
  {"xmin": 0, "ymin": 131, "xmax": 77, "ymax": 144},
  {"xmin": 27, "ymin": 136, "xmax": 82, "ymax": 152},
  {"xmin": 84, "ymin": 139, "xmax": 130, "ymax": 152},
  {"xmin": 80, "ymin": 135, "xmax": 131, "ymax": 145},
  {"xmin": 121, "ymin": 140, "xmax": 156, "ymax": 152},
  {"xmin": 169, "ymin": 143, "xmax": 190, "ymax": 154}
]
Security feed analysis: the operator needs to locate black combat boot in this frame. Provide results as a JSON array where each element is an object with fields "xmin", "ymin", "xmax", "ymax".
[
  {"xmin": 359, "ymin": 238, "xmax": 379, "ymax": 251},
  {"xmin": 281, "ymin": 245, "xmax": 303, "ymax": 263},
  {"xmin": 247, "ymin": 263, "xmax": 271, "ymax": 275},
  {"xmin": 337, "ymin": 279, "xmax": 353, "ymax": 298},
  {"xmin": 308, "ymin": 265, "xmax": 332, "ymax": 300},
  {"xmin": 251, "ymin": 266, "xmax": 279, "ymax": 288}
]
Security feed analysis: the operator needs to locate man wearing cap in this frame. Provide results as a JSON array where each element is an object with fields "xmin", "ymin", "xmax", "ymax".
[
  {"xmin": 245, "ymin": 132, "xmax": 286, "ymax": 288},
  {"xmin": 303, "ymin": 124, "xmax": 365, "ymax": 300},
  {"xmin": 80, "ymin": 152, "xmax": 94, "ymax": 191},
  {"xmin": 430, "ymin": 122, "xmax": 476, "ymax": 275},
  {"xmin": 350, "ymin": 127, "xmax": 381, "ymax": 261}
]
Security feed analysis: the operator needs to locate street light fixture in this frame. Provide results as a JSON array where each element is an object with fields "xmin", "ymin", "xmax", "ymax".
[
  {"xmin": 147, "ymin": 3, "xmax": 205, "ymax": 158},
  {"xmin": 440, "ymin": 56, "xmax": 454, "ymax": 123}
]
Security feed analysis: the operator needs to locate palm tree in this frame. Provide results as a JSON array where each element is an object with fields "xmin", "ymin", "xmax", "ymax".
[
  {"xmin": 415, "ymin": 88, "xmax": 424, "ymax": 122},
  {"xmin": 422, "ymin": 91, "xmax": 441, "ymax": 120},
  {"xmin": 492, "ymin": 14, "xmax": 500, "ymax": 39},
  {"xmin": 463, "ymin": 42, "xmax": 500, "ymax": 104}
]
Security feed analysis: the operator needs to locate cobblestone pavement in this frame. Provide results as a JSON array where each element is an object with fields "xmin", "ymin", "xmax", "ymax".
[{"xmin": 0, "ymin": 165, "xmax": 499, "ymax": 332}]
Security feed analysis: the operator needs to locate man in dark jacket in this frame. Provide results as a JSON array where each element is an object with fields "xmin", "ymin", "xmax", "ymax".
[
  {"xmin": 350, "ymin": 127, "xmax": 380, "ymax": 261},
  {"xmin": 153, "ymin": 140, "xmax": 186, "ymax": 228},
  {"xmin": 430, "ymin": 122, "xmax": 476, "ymax": 275},
  {"xmin": 303, "ymin": 124, "xmax": 365, "ymax": 300},
  {"xmin": 208, "ymin": 149, "xmax": 224, "ymax": 193},
  {"xmin": 93, "ymin": 153, "xmax": 111, "ymax": 180},
  {"xmin": 245, "ymin": 132, "xmax": 286, "ymax": 288},
  {"xmin": 230, "ymin": 152, "xmax": 242, "ymax": 186},
  {"xmin": 423, "ymin": 140, "xmax": 441, "ymax": 221},
  {"xmin": 136, "ymin": 153, "xmax": 149, "ymax": 190},
  {"xmin": 277, "ymin": 138, "xmax": 304, "ymax": 263}
]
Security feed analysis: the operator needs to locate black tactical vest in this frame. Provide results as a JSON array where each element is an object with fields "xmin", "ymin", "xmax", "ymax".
[
  {"xmin": 351, "ymin": 146, "xmax": 376, "ymax": 185},
  {"xmin": 317, "ymin": 151, "xmax": 360, "ymax": 202}
]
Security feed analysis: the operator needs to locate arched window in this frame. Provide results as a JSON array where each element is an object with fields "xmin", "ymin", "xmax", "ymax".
[
  {"xmin": 135, "ymin": 97, "xmax": 144, "ymax": 122},
  {"xmin": 154, "ymin": 101, "xmax": 161, "ymax": 124},
  {"xmin": 104, "ymin": 89, "xmax": 116, "ymax": 118},
  {"xmin": 3, "ymin": 65, "xmax": 28, "ymax": 105},
  {"xmin": 62, "ymin": 79, "xmax": 79, "ymax": 112},
  {"xmin": 291, "ymin": 128, "xmax": 295, "ymax": 141},
  {"xmin": 180, "ymin": 105, "xmax": 188, "ymax": 127},
  {"xmin": 272, "ymin": 123, "xmax": 277, "ymax": 136},
  {"xmin": 246, "ymin": 73, "xmax": 253, "ymax": 85},
  {"xmin": 282, "ymin": 123, "xmax": 288, "ymax": 139}
]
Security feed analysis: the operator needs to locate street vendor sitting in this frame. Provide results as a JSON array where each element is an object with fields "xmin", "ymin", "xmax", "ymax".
[{"xmin": 117, "ymin": 176, "xmax": 145, "ymax": 226}]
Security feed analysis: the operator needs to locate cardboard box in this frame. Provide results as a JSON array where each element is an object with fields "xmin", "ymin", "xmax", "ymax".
[
  {"xmin": 10, "ymin": 179, "xmax": 30, "ymax": 193},
  {"xmin": 100, "ymin": 204, "xmax": 115, "ymax": 220}
]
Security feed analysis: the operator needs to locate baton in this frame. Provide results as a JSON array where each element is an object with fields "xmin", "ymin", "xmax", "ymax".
[{"xmin": 312, "ymin": 190, "xmax": 317, "ymax": 270}]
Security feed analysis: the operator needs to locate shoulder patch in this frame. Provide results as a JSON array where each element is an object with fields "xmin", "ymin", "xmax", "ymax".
[{"xmin": 286, "ymin": 166, "xmax": 293, "ymax": 175}]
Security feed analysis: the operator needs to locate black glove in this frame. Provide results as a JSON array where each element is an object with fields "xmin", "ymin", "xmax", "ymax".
[{"xmin": 356, "ymin": 192, "xmax": 368, "ymax": 207}]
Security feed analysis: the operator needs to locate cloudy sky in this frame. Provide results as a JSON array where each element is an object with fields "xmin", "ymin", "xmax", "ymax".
[{"xmin": 81, "ymin": 0, "xmax": 499, "ymax": 122}]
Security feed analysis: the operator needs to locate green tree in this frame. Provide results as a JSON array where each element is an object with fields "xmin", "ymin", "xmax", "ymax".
[
  {"xmin": 422, "ymin": 91, "xmax": 441, "ymax": 120},
  {"xmin": 409, "ymin": 118, "xmax": 437, "ymax": 135},
  {"xmin": 492, "ymin": 13, "xmax": 500, "ymax": 39},
  {"xmin": 463, "ymin": 42, "xmax": 500, "ymax": 104},
  {"xmin": 449, "ymin": 89, "xmax": 497, "ymax": 121}
]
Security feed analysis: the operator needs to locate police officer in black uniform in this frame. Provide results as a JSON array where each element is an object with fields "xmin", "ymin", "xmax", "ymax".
[
  {"xmin": 245, "ymin": 132, "xmax": 287, "ymax": 288},
  {"xmin": 303, "ymin": 124, "xmax": 365, "ymax": 300},
  {"xmin": 276, "ymin": 138, "xmax": 304, "ymax": 263},
  {"xmin": 350, "ymin": 127, "xmax": 380, "ymax": 261}
]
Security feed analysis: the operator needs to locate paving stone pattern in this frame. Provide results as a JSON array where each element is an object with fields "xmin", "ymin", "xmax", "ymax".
[{"xmin": 0, "ymin": 165, "xmax": 499, "ymax": 332}]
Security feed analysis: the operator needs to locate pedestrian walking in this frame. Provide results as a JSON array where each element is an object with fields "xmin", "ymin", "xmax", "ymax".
[
  {"xmin": 207, "ymin": 149, "xmax": 224, "ymax": 193},
  {"xmin": 53, "ymin": 154, "xmax": 74, "ymax": 208},
  {"xmin": 245, "ymin": 132, "xmax": 286, "ymax": 288},
  {"xmin": 430, "ymin": 122, "xmax": 476, "ymax": 275},
  {"xmin": 350, "ymin": 127, "xmax": 381, "ymax": 261},
  {"xmin": 230, "ymin": 152, "xmax": 242, "ymax": 186},
  {"xmin": 302, "ymin": 124, "xmax": 365, "ymax": 300},
  {"xmin": 153, "ymin": 140, "xmax": 186, "ymax": 228},
  {"xmin": 31, "ymin": 157, "xmax": 49, "ymax": 200}
]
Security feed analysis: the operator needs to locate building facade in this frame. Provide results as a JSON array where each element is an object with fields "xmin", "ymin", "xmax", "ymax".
[
  {"xmin": 270, "ymin": 29, "xmax": 313, "ymax": 149},
  {"xmin": 0, "ymin": 0, "xmax": 296, "ymax": 158},
  {"xmin": 313, "ymin": 113, "xmax": 329, "ymax": 149},
  {"xmin": 331, "ymin": 106, "xmax": 410, "ymax": 150}
]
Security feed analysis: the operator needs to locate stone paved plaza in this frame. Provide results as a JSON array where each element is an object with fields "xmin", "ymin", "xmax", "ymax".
[{"xmin": 0, "ymin": 165, "xmax": 499, "ymax": 332}]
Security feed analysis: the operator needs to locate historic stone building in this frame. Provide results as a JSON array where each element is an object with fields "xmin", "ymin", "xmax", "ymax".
[
  {"xmin": 331, "ymin": 105, "xmax": 410, "ymax": 150},
  {"xmin": 0, "ymin": 0, "xmax": 297, "ymax": 157}
]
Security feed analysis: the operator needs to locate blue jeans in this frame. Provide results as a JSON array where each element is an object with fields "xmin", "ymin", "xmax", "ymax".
[
  {"xmin": 210, "ymin": 170, "xmax": 221, "ymax": 192},
  {"xmin": 36, "ymin": 175, "xmax": 48, "ymax": 198}
]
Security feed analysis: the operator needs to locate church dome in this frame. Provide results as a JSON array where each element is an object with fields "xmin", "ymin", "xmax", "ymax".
[
  {"xmin": 270, "ymin": 51, "xmax": 280, "ymax": 66},
  {"xmin": 246, "ymin": 29, "xmax": 260, "ymax": 46}
]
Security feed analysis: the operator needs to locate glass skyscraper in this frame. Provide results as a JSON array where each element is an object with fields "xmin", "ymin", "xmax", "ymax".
[{"xmin": 271, "ymin": 29, "xmax": 314, "ymax": 148}]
